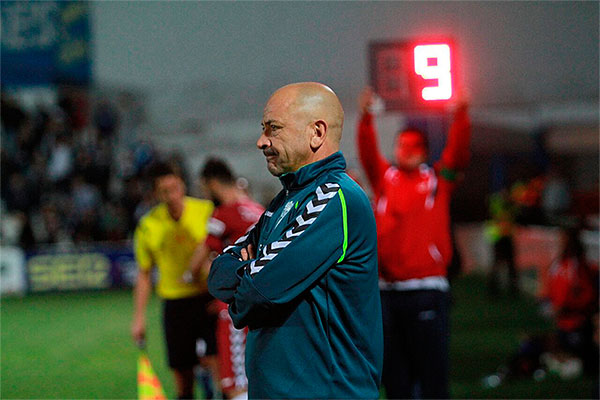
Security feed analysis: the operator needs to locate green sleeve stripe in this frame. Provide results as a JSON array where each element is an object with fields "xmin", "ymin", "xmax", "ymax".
[
  {"xmin": 440, "ymin": 167, "xmax": 457, "ymax": 181},
  {"xmin": 337, "ymin": 189, "xmax": 348, "ymax": 263}
]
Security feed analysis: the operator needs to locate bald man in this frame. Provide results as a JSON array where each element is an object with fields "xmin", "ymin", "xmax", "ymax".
[{"xmin": 208, "ymin": 82, "xmax": 383, "ymax": 398}]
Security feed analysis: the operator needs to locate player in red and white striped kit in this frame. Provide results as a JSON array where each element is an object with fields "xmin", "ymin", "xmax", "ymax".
[{"xmin": 188, "ymin": 157, "xmax": 264, "ymax": 400}]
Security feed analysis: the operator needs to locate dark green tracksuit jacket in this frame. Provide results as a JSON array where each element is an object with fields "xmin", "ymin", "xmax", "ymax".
[{"xmin": 208, "ymin": 152, "xmax": 383, "ymax": 399}]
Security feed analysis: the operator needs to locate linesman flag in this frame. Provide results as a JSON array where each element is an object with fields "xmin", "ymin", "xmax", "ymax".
[{"xmin": 137, "ymin": 341, "xmax": 166, "ymax": 400}]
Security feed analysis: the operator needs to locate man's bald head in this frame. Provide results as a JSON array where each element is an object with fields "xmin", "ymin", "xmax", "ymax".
[
  {"xmin": 258, "ymin": 82, "xmax": 345, "ymax": 176},
  {"xmin": 267, "ymin": 82, "xmax": 344, "ymax": 145}
]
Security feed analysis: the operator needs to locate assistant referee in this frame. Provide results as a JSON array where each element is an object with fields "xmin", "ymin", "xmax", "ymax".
[{"xmin": 131, "ymin": 161, "xmax": 216, "ymax": 399}]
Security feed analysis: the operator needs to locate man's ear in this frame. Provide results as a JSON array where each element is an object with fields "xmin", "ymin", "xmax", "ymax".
[{"xmin": 310, "ymin": 119, "xmax": 328, "ymax": 150}]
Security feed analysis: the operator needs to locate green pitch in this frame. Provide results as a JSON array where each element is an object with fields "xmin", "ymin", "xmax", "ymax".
[
  {"xmin": 449, "ymin": 274, "xmax": 597, "ymax": 399},
  {"xmin": 1, "ymin": 275, "xmax": 596, "ymax": 399},
  {"xmin": 1, "ymin": 290, "xmax": 175, "ymax": 399}
]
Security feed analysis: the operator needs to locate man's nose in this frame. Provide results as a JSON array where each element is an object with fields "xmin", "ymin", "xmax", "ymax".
[{"xmin": 257, "ymin": 134, "xmax": 270, "ymax": 150}]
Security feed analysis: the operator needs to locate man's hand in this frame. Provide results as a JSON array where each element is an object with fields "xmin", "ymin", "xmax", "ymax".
[
  {"xmin": 182, "ymin": 243, "xmax": 212, "ymax": 288},
  {"xmin": 452, "ymin": 87, "xmax": 470, "ymax": 114},
  {"xmin": 180, "ymin": 263, "xmax": 210, "ymax": 286},
  {"xmin": 358, "ymin": 86, "xmax": 375, "ymax": 115},
  {"xmin": 131, "ymin": 316, "xmax": 146, "ymax": 344},
  {"xmin": 241, "ymin": 244, "xmax": 255, "ymax": 261}
]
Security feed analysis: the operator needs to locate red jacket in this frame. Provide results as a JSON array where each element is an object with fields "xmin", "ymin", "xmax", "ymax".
[
  {"xmin": 206, "ymin": 197, "xmax": 265, "ymax": 253},
  {"xmin": 357, "ymin": 108, "xmax": 470, "ymax": 281},
  {"xmin": 205, "ymin": 197, "xmax": 264, "ymax": 393},
  {"xmin": 547, "ymin": 257, "xmax": 598, "ymax": 332}
]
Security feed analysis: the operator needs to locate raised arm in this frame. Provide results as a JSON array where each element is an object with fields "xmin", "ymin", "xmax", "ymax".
[
  {"xmin": 437, "ymin": 103, "xmax": 471, "ymax": 180},
  {"xmin": 356, "ymin": 87, "xmax": 390, "ymax": 195}
]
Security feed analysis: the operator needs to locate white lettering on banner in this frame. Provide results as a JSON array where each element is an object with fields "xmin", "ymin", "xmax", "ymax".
[
  {"xmin": 0, "ymin": 246, "xmax": 27, "ymax": 295},
  {"xmin": 27, "ymin": 253, "xmax": 111, "ymax": 292}
]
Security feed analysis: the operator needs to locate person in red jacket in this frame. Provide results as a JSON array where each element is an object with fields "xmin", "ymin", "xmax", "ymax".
[
  {"xmin": 481, "ymin": 226, "xmax": 599, "ymax": 388},
  {"xmin": 356, "ymin": 87, "xmax": 470, "ymax": 399},
  {"xmin": 186, "ymin": 157, "xmax": 264, "ymax": 400},
  {"xmin": 546, "ymin": 226, "xmax": 598, "ymax": 370}
]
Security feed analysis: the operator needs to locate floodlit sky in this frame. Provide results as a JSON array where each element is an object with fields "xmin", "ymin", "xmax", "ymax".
[{"xmin": 92, "ymin": 1, "xmax": 598, "ymax": 120}]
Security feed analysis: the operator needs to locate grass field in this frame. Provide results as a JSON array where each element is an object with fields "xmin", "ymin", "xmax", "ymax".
[{"xmin": 1, "ymin": 274, "xmax": 597, "ymax": 399}]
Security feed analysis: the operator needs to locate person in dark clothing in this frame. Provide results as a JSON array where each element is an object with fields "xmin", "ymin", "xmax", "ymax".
[
  {"xmin": 356, "ymin": 87, "xmax": 470, "ymax": 399},
  {"xmin": 208, "ymin": 82, "xmax": 383, "ymax": 399}
]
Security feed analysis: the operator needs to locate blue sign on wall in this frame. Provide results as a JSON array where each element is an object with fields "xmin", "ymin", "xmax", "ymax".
[
  {"xmin": 25, "ymin": 245, "xmax": 137, "ymax": 293},
  {"xmin": 1, "ymin": 1, "xmax": 92, "ymax": 87}
]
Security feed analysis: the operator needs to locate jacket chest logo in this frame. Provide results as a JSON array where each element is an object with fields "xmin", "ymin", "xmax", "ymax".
[{"xmin": 275, "ymin": 200, "xmax": 295, "ymax": 228}]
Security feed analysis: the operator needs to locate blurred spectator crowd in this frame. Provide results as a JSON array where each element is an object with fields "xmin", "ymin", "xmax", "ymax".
[
  {"xmin": 2, "ymin": 90, "xmax": 596, "ymax": 254},
  {"xmin": 1, "ymin": 91, "xmax": 187, "ymax": 250}
]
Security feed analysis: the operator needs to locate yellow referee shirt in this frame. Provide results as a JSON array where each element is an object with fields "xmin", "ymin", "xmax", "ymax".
[{"xmin": 134, "ymin": 197, "xmax": 214, "ymax": 299}]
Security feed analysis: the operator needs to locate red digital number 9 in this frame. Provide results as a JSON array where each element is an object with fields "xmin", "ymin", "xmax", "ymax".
[{"xmin": 414, "ymin": 44, "xmax": 452, "ymax": 101}]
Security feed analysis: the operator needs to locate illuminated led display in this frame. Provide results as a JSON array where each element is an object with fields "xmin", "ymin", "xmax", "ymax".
[
  {"xmin": 369, "ymin": 39, "xmax": 459, "ymax": 110},
  {"xmin": 414, "ymin": 44, "xmax": 452, "ymax": 100}
]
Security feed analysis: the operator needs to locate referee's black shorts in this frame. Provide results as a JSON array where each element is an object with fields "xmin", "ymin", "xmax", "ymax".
[{"xmin": 162, "ymin": 293, "xmax": 217, "ymax": 369}]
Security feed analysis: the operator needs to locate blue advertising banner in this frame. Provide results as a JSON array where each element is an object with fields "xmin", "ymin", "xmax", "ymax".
[
  {"xmin": 25, "ymin": 244, "xmax": 137, "ymax": 293},
  {"xmin": 1, "ymin": 1, "xmax": 92, "ymax": 87},
  {"xmin": 1, "ymin": 1, "xmax": 59, "ymax": 86},
  {"xmin": 55, "ymin": 1, "xmax": 92, "ymax": 85}
]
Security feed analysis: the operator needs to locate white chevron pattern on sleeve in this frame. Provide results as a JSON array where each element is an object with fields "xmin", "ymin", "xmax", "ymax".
[
  {"xmin": 222, "ymin": 222, "xmax": 260, "ymax": 258},
  {"xmin": 248, "ymin": 183, "xmax": 340, "ymax": 276}
]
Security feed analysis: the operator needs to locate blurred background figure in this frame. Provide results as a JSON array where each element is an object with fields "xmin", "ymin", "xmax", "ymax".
[
  {"xmin": 541, "ymin": 167, "xmax": 572, "ymax": 223},
  {"xmin": 486, "ymin": 188, "xmax": 519, "ymax": 296},
  {"xmin": 543, "ymin": 225, "xmax": 598, "ymax": 374},
  {"xmin": 483, "ymin": 224, "xmax": 598, "ymax": 389},
  {"xmin": 131, "ymin": 161, "xmax": 216, "ymax": 400},
  {"xmin": 356, "ymin": 87, "xmax": 470, "ymax": 399},
  {"xmin": 186, "ymin": 157, "xmax": 264, "ymax": 400}
]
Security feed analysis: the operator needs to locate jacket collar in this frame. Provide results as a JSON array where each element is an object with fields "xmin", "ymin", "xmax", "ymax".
[{"xmin": 279, "ymin": 151, "xmax": 346, "ymax": 190}]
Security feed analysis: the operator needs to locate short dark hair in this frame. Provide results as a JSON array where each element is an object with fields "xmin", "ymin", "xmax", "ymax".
[
  {"xmin": 147, "ymin": 161, "xmax": 179, "ymax": 187},
  {"xmin": 201, "ymin": 157, "xmax": 235, "ymax": 184},
  {"xmin": 398, "ymin": 127, "xmax": 429, "ymax": 150}
]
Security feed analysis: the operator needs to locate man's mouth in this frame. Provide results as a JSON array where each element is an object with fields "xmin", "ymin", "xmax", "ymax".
[{"xmin": 264, "ymin": 150, "xmax": 278, "ymax": 159}]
